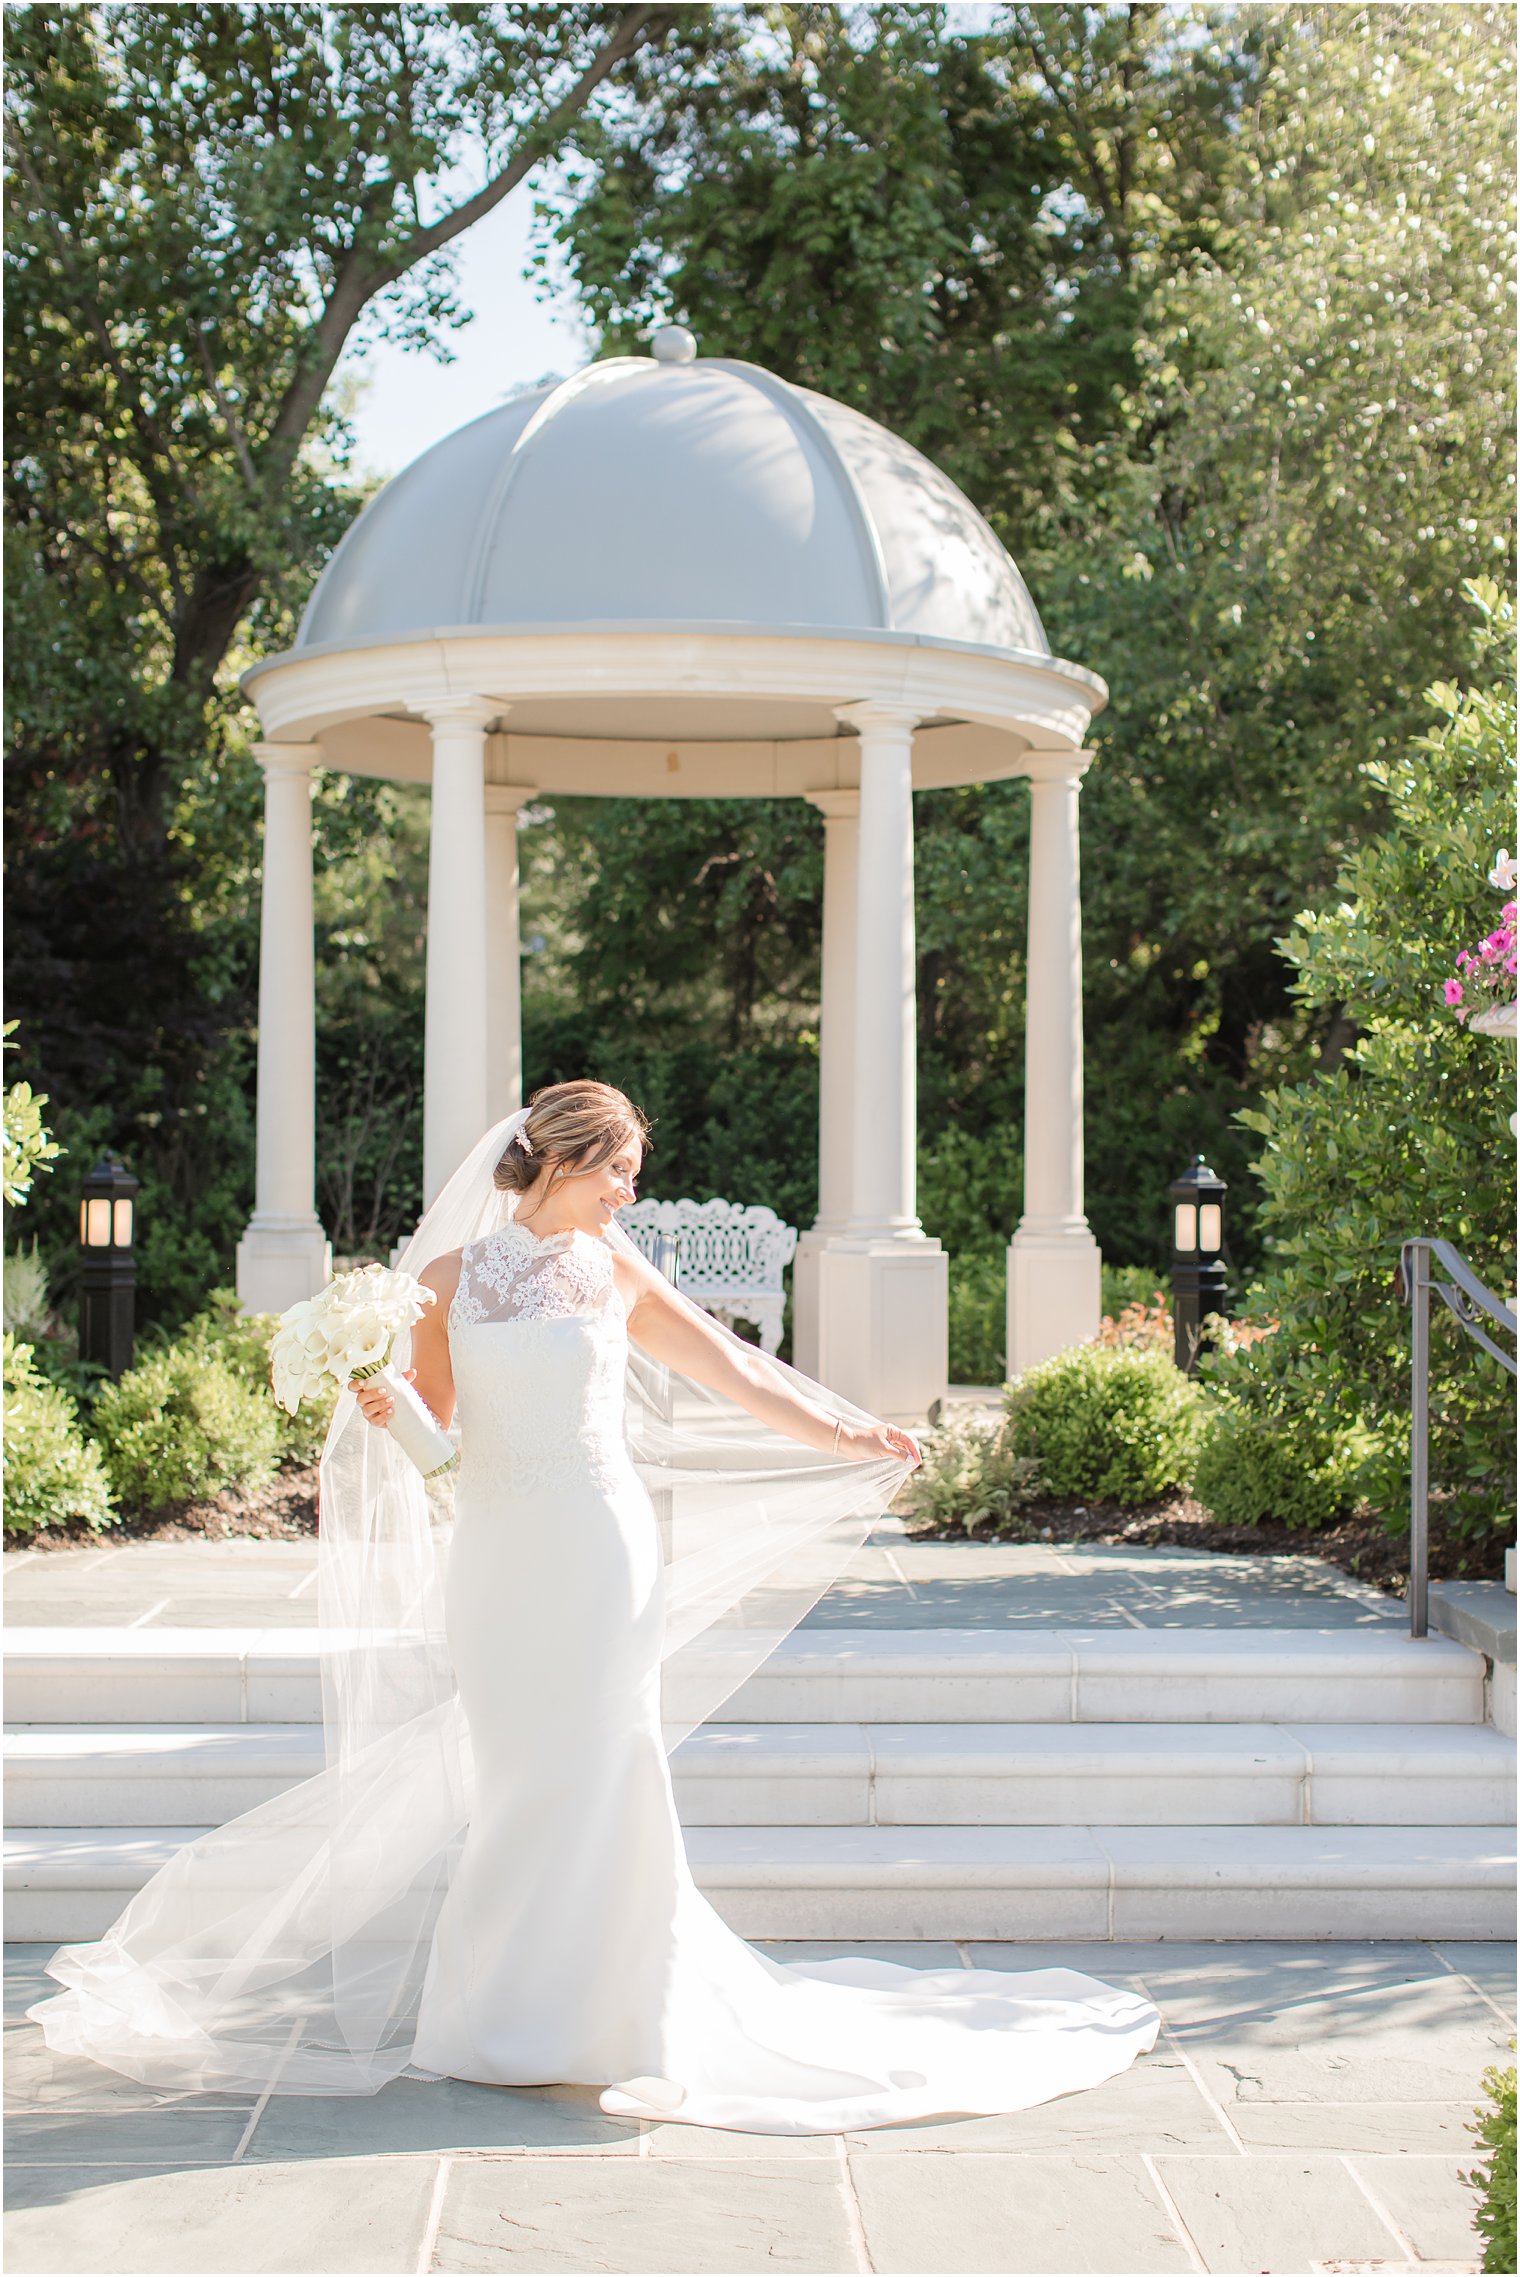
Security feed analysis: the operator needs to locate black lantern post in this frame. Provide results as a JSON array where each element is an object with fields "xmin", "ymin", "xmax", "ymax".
[
  {"xmin": 78, "ymin": 1152, "xmax": 140, "ymax": 1378},
  {"xmin": 1169, "ymin": 1154, "xmax": 1228, "ymax": 1374}
]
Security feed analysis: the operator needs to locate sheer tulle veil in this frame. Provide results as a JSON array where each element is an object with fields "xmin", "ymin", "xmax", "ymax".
[{"xmin": 30, "ymin": 1109, "xmax": 913, "ymax": 2096}]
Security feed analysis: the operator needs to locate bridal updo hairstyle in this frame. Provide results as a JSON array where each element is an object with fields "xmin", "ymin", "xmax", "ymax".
[{"xmin": 493, "ymin": 1081, "xmax": 651, "ymax": 1195}]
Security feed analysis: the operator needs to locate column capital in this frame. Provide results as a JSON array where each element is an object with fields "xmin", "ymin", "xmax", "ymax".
[
  {"xmin": 422, "ymin": 696, "xmax": 502, "ymax": 733},
  {"xmin": 832, "ymin": 699, "xmax": 922, "ymax": 737},
  {"xmin": 804, "ymin": 787, "xmax": 861, "ymax": 820},
  {"xmin": 1022, "ymin": 748, "xmax": 1097, "ymax": 787},
  {"xmin": 252, "ymin": 740, "xmax": 322, "ymax": 778},
  {"xmin": 483, "ymin": 782, "xmax": 541, "ymax": 816}
]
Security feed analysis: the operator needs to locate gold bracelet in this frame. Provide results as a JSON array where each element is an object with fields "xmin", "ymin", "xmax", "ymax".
[{"xmin": 831, "ymin": 1416, "xmax": 842, "ymax": 1454}]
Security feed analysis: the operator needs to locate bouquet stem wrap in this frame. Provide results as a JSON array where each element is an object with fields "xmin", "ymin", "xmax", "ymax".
[{"xmin": 352, "ymin": 1360, "xmax": 456, "ymax": 1478}]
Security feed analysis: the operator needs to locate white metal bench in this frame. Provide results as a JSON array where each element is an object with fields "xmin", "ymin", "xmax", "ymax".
[{"xmin": 617, "ymin": 1198, "xmax": 799, "ymax": 1354}]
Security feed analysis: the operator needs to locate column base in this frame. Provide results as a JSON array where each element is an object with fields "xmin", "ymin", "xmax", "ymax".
[
  {"xmin": 235, "ymin": 1217, "xmax": 332, "ymax": 1317},
  {"xmin": 1006, "ymin": 1224, "xmax": 1102, "ymax": 1379},
  {"xmin": 816, "ymin": 1235, "xmax": 948, "ymax": 1422},
  {"xmin": 789, "ymin": 1224, "xmax": 845, "ymax": 1380}
]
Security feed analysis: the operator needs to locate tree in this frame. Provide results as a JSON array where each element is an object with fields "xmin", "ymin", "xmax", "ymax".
[
  {"xmin": 541, "ymin": 1, "xmax": 1515, "ymax": 1271},
  {"xmin": 1208, "ymin": 580, "xmax": 1517, "ymax": 1544},
  {"xmin": 4, "ymin": 2, "xmax": 685, "ymax": 1319}
]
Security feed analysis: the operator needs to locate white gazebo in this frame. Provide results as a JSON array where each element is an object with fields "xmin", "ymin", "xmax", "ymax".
[{"xmin": 236, "ymin": 326, "xmax": 1107, "ymax": 1421}]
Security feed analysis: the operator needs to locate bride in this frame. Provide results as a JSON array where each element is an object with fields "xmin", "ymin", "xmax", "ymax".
[{"xmin": 32, "ymin": 1079, "xmax": 1160, "ymax": 2134}]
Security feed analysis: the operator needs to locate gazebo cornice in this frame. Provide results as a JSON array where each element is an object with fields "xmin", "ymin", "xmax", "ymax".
[{"xmin": 241, "ymin": 624, "xmax": 1105, "ymax": 763}]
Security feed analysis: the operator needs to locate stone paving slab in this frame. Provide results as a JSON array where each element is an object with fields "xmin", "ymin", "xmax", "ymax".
[
  {"xmin": 1153, "ymin": 2150, "xmax": 1407, "ymax": 2271},
  {"xmin": 434, "ymin": 2154, "xmax": 858, "ymax": 2273},
  {"xmin": 849, "ymin": 2149, "xmax": 1193, "ymax": 2272},
  {"xmin": 4, "ymin": 2158, "xmax": 437, "ymax": 2275},
  {"xmin": 4, "ymin": 1939, "xmax": 1501, "ymax": 2273}
]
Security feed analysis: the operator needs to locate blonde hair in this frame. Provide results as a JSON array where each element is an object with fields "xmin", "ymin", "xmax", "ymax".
[{"xmin": 493, "ymin": 1080, "xmax": 650, "ymax": 1196}]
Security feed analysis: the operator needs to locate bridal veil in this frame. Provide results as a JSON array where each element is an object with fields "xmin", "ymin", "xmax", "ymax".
[{"xmin": 30, "ymin": 1109, "xmax": 914, "ymax": 2095}]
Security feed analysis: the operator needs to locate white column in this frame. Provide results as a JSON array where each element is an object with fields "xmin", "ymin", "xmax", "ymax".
[
  {"xmin": 791, "ymin": 790, "xmax": 859, "ymax": 1376},
  {"xmin": 839, "ymin": 702, "xmax": 921, "ymax": 1235},
  {"xmin": 814, "ymin": 703, "xmax": 946, "ymax": 1422},
  {"xmin": 1007, "ymin": 751, "xmax": 1102, "ymax": 1375},
  {"xmin": 423, "ymin": 700, "xmax": 495, "ymax": 1203},
  {"xmin": 235, "ymin": 743, "xmax": 331, "ymax": 1313},
  {"xmin": 484, "ymin": 784, "xmax": 536, "ymax": 1126}
]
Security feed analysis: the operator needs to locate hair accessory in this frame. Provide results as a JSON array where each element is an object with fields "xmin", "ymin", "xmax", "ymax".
[{"xmin": 516, "ymin": 1131, "xmax": 534, "ymax": 1159}]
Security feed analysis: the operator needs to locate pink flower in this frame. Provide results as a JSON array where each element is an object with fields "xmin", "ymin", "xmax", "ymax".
[
  {"xmin": 1507, "ymin": 955, "xmax": 1518, "ymax": 976},
  {"xmin": 1444, "ymin": 978, "xmax": 1464, "ymax": 1005}
]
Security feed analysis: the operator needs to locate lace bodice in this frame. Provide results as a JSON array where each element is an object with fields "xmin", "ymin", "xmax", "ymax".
[{"xmin": 447, "ymin": 1221, "xmax": 634, "ymax": 1501}]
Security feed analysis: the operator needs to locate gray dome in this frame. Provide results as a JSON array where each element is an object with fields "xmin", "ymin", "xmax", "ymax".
[{"xmin": 299, "ymin": 352, "xmax": 1049, "ymax": 657}]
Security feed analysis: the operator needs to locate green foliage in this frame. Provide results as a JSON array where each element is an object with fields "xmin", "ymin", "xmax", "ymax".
[
  {"xmin": 946, "ymin": 1249, "xmax": 1005, "ymax": 1388},
  {"xmin": 1193, "ymin": 1396, "xmax": 1370, "ymax": 1531},
  {"xmin": 543, "ymin": 3, "xmax": 1514, "ymax": 1274},
  {"xmin": 1006, "ymin": 1344, "xmax": 1206, "ymax": 1504},
  {"xmin": 1464, "ymin": 2048, "xmax": 1517, "ymax": 2275},
  {"xmin": 3, "ymin": 1241, "xmax": 53, "ymax": 1341},
  {"xmin": 1218, "ymin": 585, "xmax": 1517, "ymax": 1542},
  {"xmin": 179, "ymin": 1288, "xmax": 336, "ymax": 1467},
  {"xmin": 2, "ymin": 1333, "xmax": 115, "ymax": 1537},
  {"xmin": 4, "ymin": 5, "xmax": 680, "ymax": 1323},
  {"xmin": 907, "ymin": 1410, "xmax": 1041, "ymax": 1540},
  {"xmin": 91, "ymin": 1340, "xmax": 282, "ymax": 1512},
  {"xmin": 1, "ymin": 1023, "xmax": 61, "ymax": 1206}
]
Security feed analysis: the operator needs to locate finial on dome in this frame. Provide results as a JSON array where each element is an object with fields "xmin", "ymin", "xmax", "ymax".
[{"xmin": 649, "ymin": 323, "xmax": 697, "ymax": 366}]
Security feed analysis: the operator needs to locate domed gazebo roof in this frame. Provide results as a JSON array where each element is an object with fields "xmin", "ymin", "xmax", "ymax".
[{"xmin": 299, "ymin": 329, "xmax": 1050, "ymax": 660}]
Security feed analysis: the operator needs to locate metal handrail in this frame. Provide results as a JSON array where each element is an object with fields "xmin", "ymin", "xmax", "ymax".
[{"xmin": 1394, "ymin": 1238, "xmax": 1517, "ymax": 1638}]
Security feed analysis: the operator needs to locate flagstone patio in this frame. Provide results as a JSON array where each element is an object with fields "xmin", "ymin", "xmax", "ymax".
[{"xmin": 5, "ymin": 1937, "xmax": 1510, "ymax": 2273}]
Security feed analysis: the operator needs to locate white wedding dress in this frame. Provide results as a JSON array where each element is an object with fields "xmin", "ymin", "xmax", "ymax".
[{"xmin": 404, "ymin": 1217, "xmax": 1161, "ymax": 2134}]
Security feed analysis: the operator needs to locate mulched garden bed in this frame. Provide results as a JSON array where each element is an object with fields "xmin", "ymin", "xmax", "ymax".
[
  {"xmin": 12, "ymin": 1466, "xmax": 322, "ymax": 1552},
  {"xmin": 903, "ymin": 1491, "xmax": 1508, "ymax": 1601}
]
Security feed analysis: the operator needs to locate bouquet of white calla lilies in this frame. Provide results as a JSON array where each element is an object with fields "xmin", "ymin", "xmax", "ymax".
[{"xmin": 269, "ymin": 1264, "xmax": 457, "ymax": 1478}]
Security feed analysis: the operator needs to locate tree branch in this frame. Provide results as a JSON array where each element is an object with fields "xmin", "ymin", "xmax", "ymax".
[
  {"xmin": 261, "ymin": 5, "xmax": 673, "ymax": 475},
  {"xmin": 191, "ymin": 326, "xmax": 261, "ymax": 496}
]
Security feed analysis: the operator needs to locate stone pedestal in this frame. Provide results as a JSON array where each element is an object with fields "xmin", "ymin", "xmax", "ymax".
[
  {"xmin": 1006, "ymin": 1226, "xmax": 1103, "ymax": 1379},
  {"xmin": 816, "ymin": 1237, "xmax": 948, "ymax": 1423}
]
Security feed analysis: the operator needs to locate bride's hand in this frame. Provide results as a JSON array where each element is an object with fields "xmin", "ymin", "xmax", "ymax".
[
  {"xmin": 843, "ymin": 1421, "xmax": 922, "ymax": 1468},
  {"xmin": 350, "ymin": 1369, "xmax": 414, "ymax": 1426}
]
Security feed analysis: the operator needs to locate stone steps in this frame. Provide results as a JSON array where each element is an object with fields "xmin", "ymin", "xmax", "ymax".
[
  {"xmin": 7, "ymin": 1621, "xmax": 1511, "ymax": 1944},
  {"xmin": 7, "ymin": 1717, "xmax": 1515, "ymax": 1831},
  {"xmin": 8, "ymin": 1822, "xmax": 1511, "ymax": 1944},
  {"xmin": 2, "ymin": 1624, "xmax": 1488, "ymax": 1725}
]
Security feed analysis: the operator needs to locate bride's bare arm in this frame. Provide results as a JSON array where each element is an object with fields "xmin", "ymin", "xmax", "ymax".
[
  {"xmin": 352, "ymin": 1253, "xmax": 460, "ymax": 1431},
  {"xmin": 621, "ymin": 1251, "xmax": 920, "ymax": 1467}
]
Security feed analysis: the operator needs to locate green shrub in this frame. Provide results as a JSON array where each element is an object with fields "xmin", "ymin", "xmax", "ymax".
[
  {"xmin": 2, "ymin": 1334, "xmax": 115, "ymax": 1537},
  {"xmin": 1006, "ymin": 1343, "xmax": 1206, "ymax": 1504},
  {"xmin": 906, "ymin": 1410, "xmax": 1041, "ymax": 1537},
  {"xmin": 1101, "ymin": 1264, "xmax": 1170, "ymax": 1319},
  {"xmin": 1464, "ymin": 2046, "xmax": 1517, "ymax": 2275},
  {"xmin": 3, "ymin": 1241, "xmax": 53, "ymax": 1341},
  {"xmin": 947, "ymin": 1247, "xmax": 1005, "ymax": 1385},
  {"xmin": 91, "ymin": 1340, "xmax": 281, "ymax": 1511},
  {"xmin": 1193, "ymin": 1397, "xmax": 1370, "ymax": 1530},
  {"xmin": 180, "ymin": 1288, "xmax": 336, "ymax": 1466},
  {"xmin": 1227, "ymin": 587, "xmax": 1516, "ymax": 1544}
]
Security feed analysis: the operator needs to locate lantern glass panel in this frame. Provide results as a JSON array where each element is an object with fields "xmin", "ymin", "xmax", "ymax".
[
  {"xmin": 1174, "ymin": 1202, "xmax": 1198, "ymax": 1253},
  {"xmin": 113, "ymin": 1198, "xmax": 134, "ymax": 1247},
  {"xmin": 1199, "ymin": 1202, "xmax": 1222, "ymax": 1254},
  {"xmin": 84, "ymin": 1198, "xmax": 112, "ymax": 1247}
]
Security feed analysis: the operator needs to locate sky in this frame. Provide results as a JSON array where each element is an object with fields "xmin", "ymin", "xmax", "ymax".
[{"xmin": 338, "ymin": 180, "xmax": 592, "ymax": 482}]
